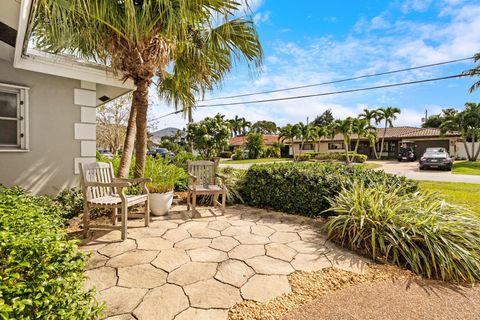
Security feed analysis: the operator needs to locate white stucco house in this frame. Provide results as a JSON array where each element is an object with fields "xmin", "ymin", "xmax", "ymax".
[{"xmin": 0, "ymin": 0, "xmax": 133, "ymax": 194}]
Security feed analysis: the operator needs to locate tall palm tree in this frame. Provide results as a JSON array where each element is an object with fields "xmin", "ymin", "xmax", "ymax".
[
  {"xmin": 228, "ymin": 116, "xmax": 243, "ymax": 137},
  {"xmin": 359, "ymin": 108, "xmax": 381, "ymax": 126},
  {"xmin": 463, "ymin": 53, "xmax": 480, "ymax": 92},
  {"xmin": 442, "ymin": 103, "xmax": 480, "ymax": 161},
  {"xmin": 33, "ymin": 0, "xmax": 262, "ymax": 177},
  {"xmin": 314, "ymin": 125, "xmax": 329, "ymax": 152},
  {"xmin": 333, "ymin": 118, "xmax": 355, "ymax": 163},
  {"xmin": 295, "ymin": 122, "xmax": 317, "ymax": 155},
  {"xmin": 376, "ymin": 107, "xmax": 401, "ymax": 159},
  {"xmin": 239, "ymin": 118, "xmax": 252, "ymax": 136},
  {"xmin": 352, "ymin": 118, "xmax": 374, "ymax": 153},
  {"xmin": 279, "ymin": 124, "xmax": 296, "ymax": 157}
]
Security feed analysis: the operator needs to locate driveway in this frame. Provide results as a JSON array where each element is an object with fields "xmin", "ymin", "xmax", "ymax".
[{"xmin": 371, "ymin": 161, "xmax": 480, "ymax": 184}]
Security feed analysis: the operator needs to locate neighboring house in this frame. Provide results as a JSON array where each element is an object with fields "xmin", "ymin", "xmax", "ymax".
[
  {"xmin": 228, "ymin": 134, "xmax": 280, "ymax": 149},
  {"xmin": 0, "ymin": 0, "xmax": 133, "ymax": 194},
  {"xmin": 150, "ymin": 127, "xmax": 186, "ymax": 145},
  {"xmin": 289, "ymin": 127, "xmax": 461, "ymax": 158}
]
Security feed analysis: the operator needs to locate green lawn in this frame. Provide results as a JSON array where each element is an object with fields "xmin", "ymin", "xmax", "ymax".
[
  {"xmin": 452, "ymin": 161, "xmax": 480, "ymax": 175},
  {"xmin": 362, "ymin": 162, "xmax": 382, "ymax": 170},
  {"xmin": 419, "ymin": 181, "xmax": 480, "ymax": 215},
  {"xmin": 221, "ymin": 158, "xmax": 291, "ymax": 164}
]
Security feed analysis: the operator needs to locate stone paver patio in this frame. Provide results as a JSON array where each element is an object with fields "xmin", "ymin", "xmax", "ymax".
[{"xmin": 80, "ymin": 205, "xmax": 367, "ymax": 320}]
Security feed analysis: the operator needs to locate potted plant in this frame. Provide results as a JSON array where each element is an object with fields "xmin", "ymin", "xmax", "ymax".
[{"xmin": 144, "ymin": 157, "xmax": 186, "ymax": 216}]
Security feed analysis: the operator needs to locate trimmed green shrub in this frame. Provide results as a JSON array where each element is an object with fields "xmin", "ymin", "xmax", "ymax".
[
  {"xmin": 232, "ymin": 147, "xmax": 244, "ymax": 160},
  {"xmin": 240, "ymin": 162, "xmax": 417, "ymax": 217},
  {"xmin": 325, "ymin": 184, "xmax": 480, "ymax": 282},
  {"xmin": 218, "ymin": 151, "xmax": 233, "ymax": 158},
  {"xmin": 295, "ymin": 153, "xmax": 311, "ymax": 161},
  {"xmin": 0, "ymin": 186, "xmax": 102, "ymax": 319},
  {"xmin": 304, "ymin": 151, "xmax": 367, "ymax": 163},
  {"xmin": 265, "ymin": 146, "xmax": 281, "ymax": 158}
]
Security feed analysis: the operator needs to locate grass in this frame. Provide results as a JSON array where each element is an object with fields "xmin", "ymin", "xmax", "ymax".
[
  {"xmin": 419, "ymin": 180, "xmax": 480, "ymax": 215},
  {"xmin": 221, "ymin": 158, "xmax": 291, "ymax": 164},
  {"xmin": 452, "ymin": 161, "xmax": 480, "ymax": 175},
  {"xmin": 362, "ymin": 162, "xmax": 382, "ymax": 170}
]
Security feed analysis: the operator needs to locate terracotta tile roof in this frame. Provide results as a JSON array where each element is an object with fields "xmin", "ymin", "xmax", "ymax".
[
  {"xmin": 289, "ymin": 127, "xmax": 460, "ymax": 143},
  {"xmin": 228, "ymin": 134, "xmax": 280, "ymax": 146}
]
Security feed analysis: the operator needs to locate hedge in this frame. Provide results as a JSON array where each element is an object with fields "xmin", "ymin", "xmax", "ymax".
[
  {"xmin": 303, "ymin": 151, "xmax": 368, "ymax": 163},
  {"xmin": 240, "ymin": 162, "xmax": 417, "ymax": 217},
  {"xmin": 0, "ymin": 186, "xmax": 102, "ymax": 319}
]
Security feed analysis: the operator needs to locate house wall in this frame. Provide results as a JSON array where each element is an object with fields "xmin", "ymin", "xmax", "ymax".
[
  {"xmin": 455, "ymin": 142, "xmax": 480, "ymax": 160},
  {"xmin": 0, "ymin": 58, "xmax": 97, "ymax": 195},
  {"xmin": 290, "ymin": 142, "xmax": 345, "ymax": 155}
]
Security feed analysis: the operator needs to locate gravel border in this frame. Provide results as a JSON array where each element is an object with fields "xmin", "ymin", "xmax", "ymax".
[{"xmin": 228, "ymin": 265, "xmax": 414, "ymax": 320}]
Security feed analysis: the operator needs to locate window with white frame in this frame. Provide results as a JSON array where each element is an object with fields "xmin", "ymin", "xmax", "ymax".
[{"xmin": 0, "ymin": 84, "xmax": 29, "ymax": 151}]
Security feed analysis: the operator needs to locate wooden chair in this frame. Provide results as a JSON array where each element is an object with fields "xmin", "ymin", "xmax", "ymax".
[
  {"xmin": 187, "ymin": 160, "xmax": 226, "ymax": 213},
  {"xmin": 79, "ymin": 162, "xmax": 151, "ymax": 240}
]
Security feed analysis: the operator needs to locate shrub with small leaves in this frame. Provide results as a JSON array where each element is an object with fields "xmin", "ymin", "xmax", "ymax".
[
  {"xmin": 240, "ymin": 162, "xmax": 417, "ymax": 217},
  {"xmin": 53, "ymin": 187, "xmax": 84, "ymax": 219},
  {"xmin": 0, "ymin": 186, "xmax": 102, "ymax": 319}
]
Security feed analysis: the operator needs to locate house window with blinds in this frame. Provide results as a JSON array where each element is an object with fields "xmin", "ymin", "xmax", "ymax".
[{"xmin": 0, "ymin": 84, "xmax": 29, "ymax": 151}]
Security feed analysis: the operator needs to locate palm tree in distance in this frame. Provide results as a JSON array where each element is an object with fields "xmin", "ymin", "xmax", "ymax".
[
  {"xmin": 352, "ymin": 118, "xmax": 374, "ymax": 153},
  {"xmin": 359, "ymin": 108, "xmax": 381, "ymax": 126},
  {"xmin": 279, "ymin": 124, "xmax": 297, "ymax": 158},
  {"xmin": 376, "ymin": 107, "xmax": 401, "ymax": 159},
  {"xmin": 463, "ymin": 53, "xmax": 480, "ymax": 92},
  {"xmin": 333, "ymin": 118, "xmax": 355, "ymax": 163},
  {"xmin": 32, "ymin": 0, "xmax": 262, "ymax": 177},
  {"xmin": 295, "ymin": 122, "xmax": 317, "ymax": 155}
]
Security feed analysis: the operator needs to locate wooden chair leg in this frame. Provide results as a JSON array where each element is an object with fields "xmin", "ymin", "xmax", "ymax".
[
  {"xmin": 192, "ymin": 191, "xmax": 196, "ymax": 211},
  {"xmin": 121, "ymin": 203, "xmax": 128, "ymax": 240},
  {"xmin": 112, "ymin": 208, "xmax": 118, "ymax": 226},
  {"xmin": 83, "ymin": 203, "xmax": 90, "ymax": 239},
  {"xmin": 187, "ymin": 189, "xmax": 191, "ymax": 211},
  {"xmin": 145, "ymin": 198, "xmax": 150, "ymax": 227},
  {"xmin": 221, "ymin": 189, "xmax": 226, "ymax": 213},
  {"xmin": 213, "ymin": 194, "xmax": 219, "ymax": 208}
]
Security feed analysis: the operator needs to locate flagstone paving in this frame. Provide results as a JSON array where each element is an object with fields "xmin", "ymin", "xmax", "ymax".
[{"xmin": 80, "ymin": 205, "xmax": 368, "ymax": 320}]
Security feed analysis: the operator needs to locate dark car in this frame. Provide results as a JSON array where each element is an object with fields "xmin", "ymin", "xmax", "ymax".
[
  {"xmin": 147, "ymin": 147, "xmax": 174, "ymax": 159},
  {"xmin": 419, "ymin": 148, "xmax": 452, "ymax": 171}
]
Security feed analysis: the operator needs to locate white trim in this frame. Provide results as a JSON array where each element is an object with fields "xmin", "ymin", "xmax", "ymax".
[
  {"xmin": 74, "ymin": 123, "xmax": 96, "ymax": 140},
  {"xmin": 0, "ymin": 83, "xmax": 29, "ymax": 151},
  {"xmin": 81, "ymin": 81, "xmax": 96, "ymax": 91},
  {"xmin": 0, "ymin": 149, "xmax": 30, "ymax": 153},
  {"xmin": 81, "ymin": 141, "xmax": 96, "ymax": 157},
  {"xmin": 14, "ymin": 0, "xmax": 135, "ymax": 90},
  {"xmin": 80, "ymin": 107, "xmax": 96, "ymax": 123},
  {"xmin": 74, "ymin": 157, "xmax": 96, "ymax": 174},
  {"xmin": 74, "ymin": 89, "xmax": 96, "ymax": 107}
]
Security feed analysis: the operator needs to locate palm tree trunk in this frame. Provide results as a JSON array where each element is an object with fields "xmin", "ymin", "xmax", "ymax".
[
  {"xmin": 118, "ymin": 104, "xmax": 137, "ymax": 178},
  {"xmin": 462, "ymin": 136, "xmax": 473, "ymax": 161},
  {"xmin": 354, "ymin": 137, "xmax": 360, "ymax": 153},
  {"xmin": 378, "ymin": 124, "xmax": 387, "ymax": 159},
  {"xmin": 188, "ymin": 105, "xmax": 193, "ymax": 123},
  {"xmin": 470, "ymin": 131, "xmax": 476, "ymax": 161},
  {"xmin": 344, "ymin": 138, "xmax": 350, "ymax": 163},
  {"xmin": 473, "ymin": 135, "xmax": 480, "ymax": 161},
  {"xmin": 133, "ymin": 80, "xmax": 150, "ymax": 178}
]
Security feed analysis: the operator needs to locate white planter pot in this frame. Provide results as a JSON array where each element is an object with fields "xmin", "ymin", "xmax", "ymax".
[{"xmin": 149, "ymin": 191, "xmax": 174, "ymax": 216}]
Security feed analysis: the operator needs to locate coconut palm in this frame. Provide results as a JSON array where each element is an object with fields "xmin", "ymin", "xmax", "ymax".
[
  {"xmin": 314, "ymin": 125, "xmax": 329, "ymax": 152},
  {"xmin": 228, "ymin": 116, "xmax": 243, "ymax": 137},
  {"xmin": 294, "ymin": 122, "xmax": 317, "ymax": 155},
  {"xmin": 239, "ymin": 118, "xmax": 252, "ymax": 136},
  {"xmin": 279, "ymin": 124, "xmax": 296, "ymax": 157},
  {"xmin": 376, "ymin": 107, "xmax": 401, "ymax": 159},
  {"xmin": 32, "ymin": 0, "xmax": 262, "ymax": 177},
  {"xmin": 463, "ymin": 53, "xmax": 480, "ymax": 92},
  {"xmin": 333, "ymin": 118, "xmax": 355, "ymax": 163}
]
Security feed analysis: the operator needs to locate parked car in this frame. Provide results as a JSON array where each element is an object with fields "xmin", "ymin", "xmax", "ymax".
[
  {"xmin": 147, "ymin": 147, "xmax": 175, "ymax": 159},
  {"xmin": 419, "ymin": 148, "xmax": 453, "ymax": 171},
  {"xmin": 397, "ymin": 141, "xmax": 416, "ymax": 162},
  {"xmin": 98, "ymin": 149, "xmax": 114, "ymax": 159}
]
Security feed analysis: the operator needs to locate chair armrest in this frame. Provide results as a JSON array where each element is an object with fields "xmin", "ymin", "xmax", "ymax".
[
  {"xmin": 188, "ymin": 173, "xmax": 197, "ymax": 183},
  {"xmin": 113, "ymin": 178, "xmax": 152, "ymax": 183},
  {"xmin": 215, "ymin": 173, "xmax": 227, "ymax": 182},
  {"xmin": 84, "ymin": 181, "xmax": 131, "ymax": 188}
]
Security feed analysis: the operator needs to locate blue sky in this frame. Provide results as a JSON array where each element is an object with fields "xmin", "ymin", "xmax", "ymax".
[{"xmin": 150, "ymin": 0, "xmax": 480, "ymax": 130}]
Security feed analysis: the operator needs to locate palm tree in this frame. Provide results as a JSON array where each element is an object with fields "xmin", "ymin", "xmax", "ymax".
[
  {"xmin": 228, "ymin": 116, "xmax": 243, "ymax": 137},
  {"xmin": 352, "ymin": 118, "xmax": 374, "ymax": 153},
  {"xmin": 376, "ymin": 107, "xmax": 401, "ymax": 159},
  {"xmin": 294, "ymin": 122, "xmax": 317, "ymax": 155},
  {"xmin": 463, "ymin": 53, "xmax": 480, "ymax": 92},
  {"xmin": 239, "ymin": 118, "xmax": 252, "ymax": 136},
  {"xmin": 33, "ymin": 0, "xmax": 262, "ymax": 177},
  {"xmin": 359, "ymin": 108, "xmax": 381, "ymax": 126},
  {"xmin": 333, "ymin": 118, "xmax": 355, "ymax": 163},
  {"xmin": 279, "ymin": 124, "xmax": 296, "ymax": 157},
  {"xmin": 442, "ymin": 103, "xmax": 480, "ymax": 161},
  {"xmin": 314, "ymin": 125, "xmax": 329, "ymax": 152}
]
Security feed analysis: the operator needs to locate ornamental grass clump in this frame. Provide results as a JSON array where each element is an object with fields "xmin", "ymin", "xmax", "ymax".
[
  {"xmin": 325, "ymin": 184, "xmax": 480, "ymax": 283},
  {"xmin": 0, "ymin": 186, "xmax": 102, "ymax": 319}
]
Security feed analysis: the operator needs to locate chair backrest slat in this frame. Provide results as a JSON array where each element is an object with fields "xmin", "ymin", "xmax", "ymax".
[
  {"xmin": 188, "ymin": 160, "xmax": 216, "ymax": 185},
  {"xmin": 79, "ymin": 162, "xmax": 115, "ymax": 200}
]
